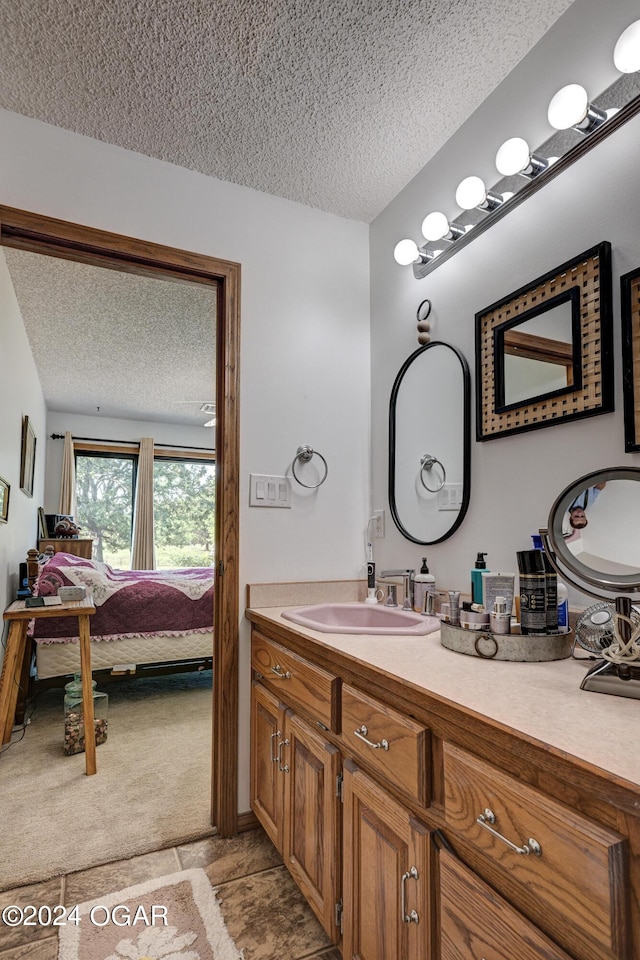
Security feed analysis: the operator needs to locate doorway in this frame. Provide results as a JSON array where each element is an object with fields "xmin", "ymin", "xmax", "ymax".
[{"xmin": 0, "ymin": 203, "xmax": 240, "ymax": 836}]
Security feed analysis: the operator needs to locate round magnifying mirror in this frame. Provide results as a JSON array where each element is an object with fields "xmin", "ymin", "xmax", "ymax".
[{"xmin": 545, "ymin": 466, "xmax": 640, "ymax": 598}]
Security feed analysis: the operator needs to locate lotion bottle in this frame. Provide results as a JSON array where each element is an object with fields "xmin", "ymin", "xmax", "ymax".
[
  {"xmin": 471, "ymin": 552, "xmax": 488, "ymax": 605},
  {"xmin": 413, "ymin": 557, "xmax": 436, "ymax": 614}
]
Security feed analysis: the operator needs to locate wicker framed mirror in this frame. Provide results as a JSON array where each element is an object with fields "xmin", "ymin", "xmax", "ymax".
[{"xmin": 475, "ymin": 241, "xmax": 614, "ymax": 441}]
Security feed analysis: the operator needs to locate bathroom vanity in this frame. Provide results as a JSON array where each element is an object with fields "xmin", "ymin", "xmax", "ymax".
[{"xmin": 246, "ymin": 599, "xmax": 639, "ymax": 960}]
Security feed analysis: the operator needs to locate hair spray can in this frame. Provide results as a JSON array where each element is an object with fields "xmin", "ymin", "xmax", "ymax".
[{"xmin": 516, "ymin": 550, "xmax": 547, "ymax": 635}]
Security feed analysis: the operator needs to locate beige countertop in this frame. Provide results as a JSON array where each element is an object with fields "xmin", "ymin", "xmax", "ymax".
[{"xmin": 249, "ymin": 605, "xmax": 640, "ymax": 792}]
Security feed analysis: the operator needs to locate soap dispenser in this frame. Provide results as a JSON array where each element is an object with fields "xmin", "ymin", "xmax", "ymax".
[
  {"xmin": 471, "ymin": 552, "xmax": 488, "ymax": 605},
  {"xmin": 413, "ymin": 558, "xmax": 436, "ymax": 614}
]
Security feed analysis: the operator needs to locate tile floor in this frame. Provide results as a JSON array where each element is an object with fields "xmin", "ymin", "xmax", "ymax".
[{"xmin": 0, "ymin": 828, "xmax": 342, "ymax": 959}]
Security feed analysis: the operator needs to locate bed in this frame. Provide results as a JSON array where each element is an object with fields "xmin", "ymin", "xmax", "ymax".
[{"xmin": 26, "ymin": 551, "xmax": 214, "ymax": 682}]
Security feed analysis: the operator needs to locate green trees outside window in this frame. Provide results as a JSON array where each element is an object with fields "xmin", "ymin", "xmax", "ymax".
[{"xmin": 75, "ymin": 453, "xmax": 215, "ymax": 569}]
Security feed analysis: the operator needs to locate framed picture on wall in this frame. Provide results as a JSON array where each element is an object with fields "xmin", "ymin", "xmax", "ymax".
[
  {"xmin": 0, "ymin": 476, "xmax": 9, "ymax": 523},
  {"xmin": 20, "ymin": 416, "xmax": 36, "ymax": 498}
]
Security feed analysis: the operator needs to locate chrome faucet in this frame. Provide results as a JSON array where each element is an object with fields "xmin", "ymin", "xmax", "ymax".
[{"xmin": 379, "ymin": 569, "xmax": 415, "ymax": 611}]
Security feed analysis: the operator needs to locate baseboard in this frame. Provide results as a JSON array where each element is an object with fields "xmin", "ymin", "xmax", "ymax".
[{"xmin": 237, "ymin": 809, "xmax": 259, "ymax": 832}]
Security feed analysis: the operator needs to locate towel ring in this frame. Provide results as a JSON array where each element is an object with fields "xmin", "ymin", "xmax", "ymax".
[
  {"xmin": 420, "ymin": 454, "xmax": 446, "ymax": 493},
  {"xmin": 292, "ymin": 445, "xmax": 328, "ymax": 488}
]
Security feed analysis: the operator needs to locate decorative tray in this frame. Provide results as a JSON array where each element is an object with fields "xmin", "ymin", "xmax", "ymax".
[{"xmin": 440, "ymin": 621, "xmax": 573, "ymax": 661}]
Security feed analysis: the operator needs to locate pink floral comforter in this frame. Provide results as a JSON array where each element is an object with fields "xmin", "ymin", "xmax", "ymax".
[{"xmin": 32, "ymin": 553, "xmax": 215, "ymax": 644}]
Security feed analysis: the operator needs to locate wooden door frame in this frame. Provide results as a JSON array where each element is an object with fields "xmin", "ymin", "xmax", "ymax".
[{"xmin": 0, "ymin": 204, "xmax": 240, "ymax": 836}]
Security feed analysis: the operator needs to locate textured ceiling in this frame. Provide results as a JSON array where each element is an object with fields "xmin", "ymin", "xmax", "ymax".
[
  {"xmin": 4, "ymin": 248, "xmax": 217, "ymax": 428},
  {"xmin": 0, "ymin": 0, "xmax": 576, "ymax": 222}
]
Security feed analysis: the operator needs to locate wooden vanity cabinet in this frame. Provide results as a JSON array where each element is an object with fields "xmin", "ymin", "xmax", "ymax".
[
  {"xmin": 248, "ymin": 619, "xmax": 635, "ymax": 960},
  {"xmin": 251, "ymin": 631, "xmax": 434, "ymax": 955}
]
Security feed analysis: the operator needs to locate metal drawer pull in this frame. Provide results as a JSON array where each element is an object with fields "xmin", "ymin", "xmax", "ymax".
[
  {"xmin": 476, "ymin": 808, "xmax": 542, "ymax": 857},
  {"xmin": 271, "ymin": 664, "xmax": 291, "ymax": 679},
  {"xmin": 270, "ymin": 730, "xmax": 281, "ymax": 763},
  {"xmin": 277, "ymin": 738, "xmax": 290, "ymax": 773},
  {"xmin": 354, "ymin": 724, "xmax": 389, "ymax": 751},
  {"xmin": 401, "ymin": 866, "xmax": 419, "ymax": 924}
]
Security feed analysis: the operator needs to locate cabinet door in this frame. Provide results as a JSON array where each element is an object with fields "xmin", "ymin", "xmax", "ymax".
[
  {"xmin": 282, "ymin": 710, "xmax": 342, "ymax": 944},
  {"xmin": 342, "ymin": 759, "xmax": 433, "ymax": 960},
  {"xmin": 250, "ymin": 682, "xmax": 286, "ymax": 851}
]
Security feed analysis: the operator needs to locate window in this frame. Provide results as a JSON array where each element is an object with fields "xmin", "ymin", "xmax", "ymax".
[
  {"xmin": 75, "ymin": 450, "xmax": 215, "ymax": 569},
  {"xmin": 153, "ymin": 458, "xmax": 215, "ymax": 568},
  {"xmin": 75, "ymin": 453, "xmax": 135, "ymax": 567}
]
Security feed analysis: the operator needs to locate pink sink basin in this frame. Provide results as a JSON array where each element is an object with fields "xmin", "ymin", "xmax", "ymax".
[{"xmin": 281, "ymin": 602, "xmax": 440, "ymax": 636}]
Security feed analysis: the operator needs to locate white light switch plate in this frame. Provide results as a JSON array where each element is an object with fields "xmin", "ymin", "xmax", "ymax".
[
  {"xmin": 249, "ymin": 474, "xmax": 292, "ymax": 508},
  {"xmin": 437, "ymin": 483, "xmax": 463, "ymax": 511}
]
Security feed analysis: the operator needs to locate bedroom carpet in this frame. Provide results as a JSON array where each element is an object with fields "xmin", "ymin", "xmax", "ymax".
[{"xmin": 0, "ymin": 671, "xmax": 215, "ymax": 892}]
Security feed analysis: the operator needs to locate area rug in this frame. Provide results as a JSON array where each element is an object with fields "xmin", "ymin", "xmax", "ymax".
[{"xmin": 58, "ymin": 868, "xmax": 244, "ymax": 960}]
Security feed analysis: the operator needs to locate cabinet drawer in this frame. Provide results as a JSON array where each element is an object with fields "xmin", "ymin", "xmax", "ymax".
[
  {"xmin": 251, "ymin": 633, "xmax": 339, "ymax": 731},
  {"xmin": 440, "ymin": 847, "xmax": 572, "ymax": 960},
  {"xmin": 443, "ymin": 742, "xmax": 627, "ymax": 960},
  {"xmin": 341, "ymin": 683, "xmax": 430, "ymax": 805}
]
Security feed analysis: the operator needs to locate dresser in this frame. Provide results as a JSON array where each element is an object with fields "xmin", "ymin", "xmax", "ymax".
[{"xmin": 38, "ymin": 538, "xmax": 94, "ymax": 559}]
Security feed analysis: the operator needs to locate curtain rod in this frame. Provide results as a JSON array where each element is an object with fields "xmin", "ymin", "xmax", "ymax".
[{"xmin": 50, "ymin": 433, "xmax": 215, "ymax": 453}]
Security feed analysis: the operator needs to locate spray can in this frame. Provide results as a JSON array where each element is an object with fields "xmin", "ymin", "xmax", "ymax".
[{"xmin": 516, "ymin": 550, "xmax": 547, "ymax": 635}]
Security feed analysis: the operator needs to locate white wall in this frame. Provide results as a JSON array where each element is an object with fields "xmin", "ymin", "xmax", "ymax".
[
  {"xmin": 44, "ymin": 411, "xmax": 215, "ymax": 511},
  {"xmin": 0, "ymin": 112, "xmax": 371, "ymax": 810},
  {"xmin": 370, "ymin": 0, "xmax": 640, "ymax": 606},
  {"xmin": 0, "ymin": 250, "xmax": 47, "ymax": 668}
]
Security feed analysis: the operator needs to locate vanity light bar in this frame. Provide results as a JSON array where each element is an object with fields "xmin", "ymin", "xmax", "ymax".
[{"xmin": 393, "ymin": 18, "xmax": 640, "ymax": 276}]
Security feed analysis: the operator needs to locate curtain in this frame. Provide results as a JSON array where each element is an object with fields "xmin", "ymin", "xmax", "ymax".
[
  {"xmin": 58, "ymin": 431, "xmax": 77, "ymax": 518},
  {"xmin": 131, "ymin": 437, "xmax": 155, "ymax": 570}
]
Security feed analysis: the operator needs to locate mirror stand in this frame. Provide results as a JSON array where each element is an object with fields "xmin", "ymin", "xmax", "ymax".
[{"xmin": 540, "ymin": 528, "xmax": 640, "ymax": 700}]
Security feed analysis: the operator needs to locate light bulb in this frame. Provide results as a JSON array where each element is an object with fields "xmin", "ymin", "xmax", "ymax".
[
  {"xmin": 548, "ymin": 84, "xmax": 589, "ymax": 130},
  {"xmin": 393, "ymin": 238, "xmax": 420, "ymax": 266},
  {"xmin": 495, "ymin": 137, "xmax": 531, "ymax": 176},
  {"xmin": 421, "ymin": 211, "xmax": 450, "ymax": 242},
  {"xmin": 455, "ymin": 176, "xmax": 487, "ymax": 210},
  {"xmin": 614, "ymin": 19, "xmax": 640, "ymax": 73}
]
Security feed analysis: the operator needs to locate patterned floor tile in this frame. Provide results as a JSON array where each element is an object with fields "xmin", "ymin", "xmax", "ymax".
[
  {"xmin": 214, "ymin": 865, "xmax": 332, "ymax": 960},
  {"xmin": 64, "ymin": 846, "xmax": 180, "ymax": 905},
  {"xmin": 0, "ymin": 937, "xmax": 59, "ymax": 959},
  {"xmin": 177, "ymin": 827, "xmax": 282, "ymax": 883},
  {"xmin": 0, "ymin": 878, "xmax": 63, "ymax": 953}
]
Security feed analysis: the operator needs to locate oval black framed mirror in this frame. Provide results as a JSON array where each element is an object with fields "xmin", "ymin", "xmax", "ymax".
[
  {"xmin": 544, "ymin": 466, "xmax": 640, "ymax": 598},
  {"xmin": 389, "ymin": 341, "xmax": 471, "ymax": 544}
]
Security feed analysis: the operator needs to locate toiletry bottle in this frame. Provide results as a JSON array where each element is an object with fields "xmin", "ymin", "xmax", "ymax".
[
  {"xmin": 448, "ymin": 590, "xmax": 461, "ymax": 626},
  {"xmin": 557, "ymin": 580, "xmax": 569, "ymax": 631},
  {"xmin": 516, "ymin": 550, "xmax": 547, "ymax": 635},
  {"xmin": 471, "ymin": 553, "xmax": 488, "ymax": 605},
  {"xmin": 489, "ymin": 596, "xmax": 511, "ymax": 635},
  {"xmin": 413, "ymin": 557, "xmax": 436, "ymax": 613},
  {"xmin": 531, "ymin": 535, "xmax": 558, "ymax": 631}
]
